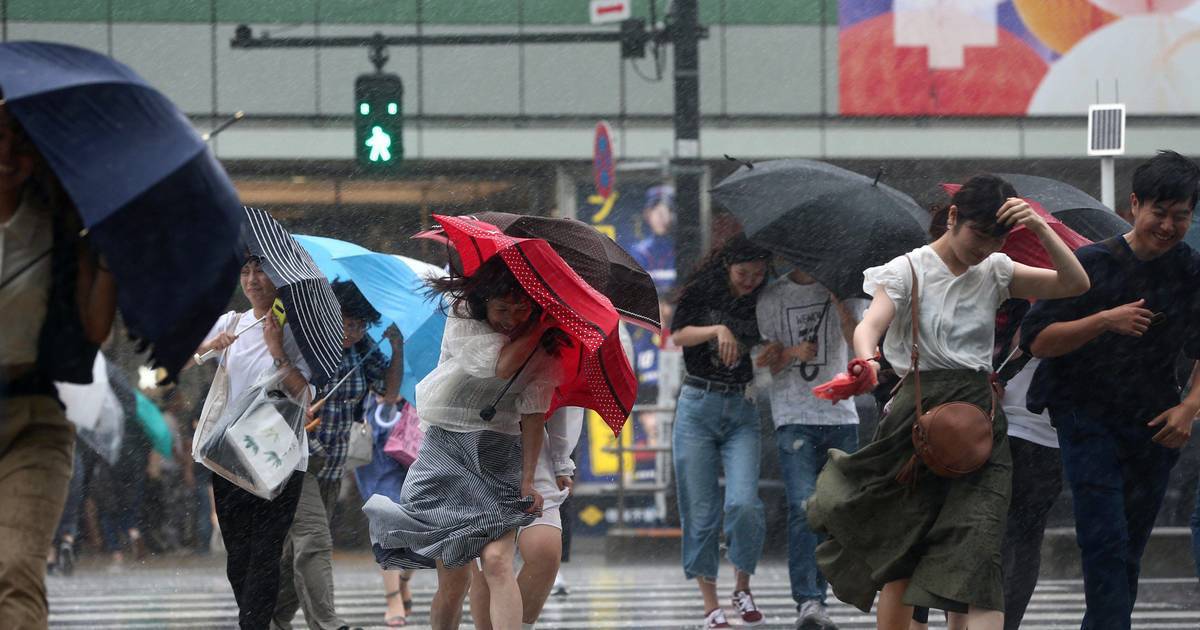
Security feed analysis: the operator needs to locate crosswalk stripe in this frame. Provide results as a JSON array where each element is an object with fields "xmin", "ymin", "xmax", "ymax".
[{"xmin": 48, "ymin": 575, "xmax": 1200, "ymax": 630}]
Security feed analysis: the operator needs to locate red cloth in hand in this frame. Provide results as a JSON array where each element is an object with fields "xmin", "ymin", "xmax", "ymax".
[{"xmin": 812, "ymin": 359, "xmax": 878, "ymax": 403}]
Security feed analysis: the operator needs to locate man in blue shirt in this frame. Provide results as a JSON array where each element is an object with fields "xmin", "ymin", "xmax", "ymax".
[{"xmin": 1021, "ymin": 150, "xmax": 1200, "ymax": 630}]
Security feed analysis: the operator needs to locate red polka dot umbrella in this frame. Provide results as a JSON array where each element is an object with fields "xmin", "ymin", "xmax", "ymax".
[{"xmin": 435, "ymin": 214, "xmax": 636, "ymax": 436}]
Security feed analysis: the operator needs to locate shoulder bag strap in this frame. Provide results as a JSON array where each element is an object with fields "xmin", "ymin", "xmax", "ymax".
[
  {"xmin": 905, "ymin": 256, "xmax": 924, "ymax": 418},
  {"xmin": 906, "ymin": 257, "xmax": 997, "ymax": 419}
]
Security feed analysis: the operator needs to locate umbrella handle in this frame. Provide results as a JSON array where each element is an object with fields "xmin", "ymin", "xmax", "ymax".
[
  {"xmin": 314, "ymin": 337, "xmax": 382, "ymax": 405},
  {"xmin": 194, "ymin": 314, "xmax": 268, "ymax": 364},
  {"xmin": 480, "ymin": 345, "xmax": 540, "ymax": 422}
]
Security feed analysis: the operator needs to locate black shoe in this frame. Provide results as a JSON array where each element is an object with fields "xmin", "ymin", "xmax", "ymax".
[{"xmin": 57, "ymin": 541, "xmax": 75, "ymax": 577}]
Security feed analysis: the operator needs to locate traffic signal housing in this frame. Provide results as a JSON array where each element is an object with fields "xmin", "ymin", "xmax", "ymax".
[{"xmin": 355, "ymin": 73, "xmax": 404, "ymax": 171}]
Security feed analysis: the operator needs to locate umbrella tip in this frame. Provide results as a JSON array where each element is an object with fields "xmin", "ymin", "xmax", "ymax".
[
  {"xmin": 872, "ymin": 167, "xmax": 885, "ymax": 187},
  {"xmin": 724, "ymin": 154, "xmax": 754, "ymax": 170}
]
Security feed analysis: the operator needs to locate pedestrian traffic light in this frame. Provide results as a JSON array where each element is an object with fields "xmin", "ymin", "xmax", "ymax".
[{"xmin": 355, "ymin": 73, "xmax": 403, "ymax": 170}]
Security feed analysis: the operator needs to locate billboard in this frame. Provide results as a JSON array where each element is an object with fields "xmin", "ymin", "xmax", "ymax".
[
  {"xmin": 570, "ymin": 180, "xmax": 678, "ymax": 531},
  {"xmin": 840, "ymin": 1, "xmax": 1200, "ymax": 115}
]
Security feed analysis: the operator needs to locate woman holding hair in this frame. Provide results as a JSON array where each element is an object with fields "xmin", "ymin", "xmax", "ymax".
[
  {"xmin": 191, "ymin": 255, "xmax": 313, "ymax": 629},
  {"xmin": 365, "ymin": 257, "xmax": 569, "ymax": 630},
  {"xmin": 806, "ymin": 174, "xmax": 1090, "ymax": 630},
  {"xmin": 669, "ymin": 235, "xmax": 772, "ymax": 629}
]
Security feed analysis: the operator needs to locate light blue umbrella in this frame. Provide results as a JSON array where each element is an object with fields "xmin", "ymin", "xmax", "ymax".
[
  {"xmin": 294, "ymin": 235, "xmax": 371, "ymax": 281},
  {"xmin": 297, "ymin": 236, "xmax": 446, "ymax": 403}
]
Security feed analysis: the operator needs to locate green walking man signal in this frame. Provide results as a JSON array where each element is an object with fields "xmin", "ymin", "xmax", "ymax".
[{"xmin": 355, "ymin": 73, "xmax": 403, "ymax": 170}]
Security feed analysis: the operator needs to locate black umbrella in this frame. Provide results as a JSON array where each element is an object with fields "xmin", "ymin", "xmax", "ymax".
[
  {"xmin": 417, "ymin": 212, "xmax": 661, "ymax": 332},
  {"xmin": 242, "ymin": 207, "xmax": 343, "ymax": 386},
  {"xmin": 996, "ymin": 173, "xmax": 1110, "ymax": 214},
  {"xmin": 711, "ymin": 159, "xmax": 928, "ymax": 299},
  {"xmin": 1053, "ymin": 207, "xmax": 1131, "ymax": 242}
]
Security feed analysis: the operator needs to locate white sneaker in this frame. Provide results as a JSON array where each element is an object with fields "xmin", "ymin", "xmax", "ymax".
[
  {"xmin": 797, "ymin": 599, "xmax": 838, "ymax": 630},
  {"xmin": 703, "ymin": 608, "xmax": 732, "ymax": 629},
  {"xmin": 551, "ymin": 571, "xmax": 569, "ymax": 596},
  {"xmin": 732, "ymin": 590, "xmax": 765, "ymax": 626}
]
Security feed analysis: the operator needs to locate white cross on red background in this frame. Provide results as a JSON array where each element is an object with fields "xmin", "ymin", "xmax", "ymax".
[{"xmin": 894, "ymin": 0, "xmax": 1002, "ymax": 69}]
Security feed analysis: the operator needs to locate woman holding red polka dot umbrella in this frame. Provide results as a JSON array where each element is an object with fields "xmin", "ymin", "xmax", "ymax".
[{"xmin": 364, "ymin": 214, "xmax": 636, "ymax": 630}]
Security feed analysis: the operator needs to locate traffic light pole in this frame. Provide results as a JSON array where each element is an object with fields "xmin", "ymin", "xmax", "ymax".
[
  {"xmin": 671, "ymin": 0, "xmax": 703, "ymax": 283},
  {"xmin": 232, "ymin": 14, "xmax": 709, "ymax": 270}
]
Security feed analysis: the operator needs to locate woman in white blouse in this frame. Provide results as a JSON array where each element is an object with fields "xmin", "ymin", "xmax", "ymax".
[
  {"xmin": 365, "ymin": 257, "xmax": 568, "ymax": 630},
  {"xmin": 806, "ymin": 174, "xmax": 1089, "ymax": 630}
]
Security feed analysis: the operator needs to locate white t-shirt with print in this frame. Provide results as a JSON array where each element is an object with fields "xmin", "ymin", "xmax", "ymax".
[
  {"xmin": 756, "ymin": 276, "xmax": 865, "ymax": 428},
  {"xmin": 203, "ymin": 310, "xmax": 314, "ymax": 472},
  {"xmin": 863, "ymin": 246, "xmax": 1015, "ymax": 377}
]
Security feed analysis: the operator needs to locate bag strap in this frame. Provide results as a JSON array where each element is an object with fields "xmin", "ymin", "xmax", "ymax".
[
  {"xmin": 905, "ymin": 256, "xmax": 925, "ymax": 419},
  {"xmin": 904, "ymin": 256, "xmax": 997, "ymax": 419}
]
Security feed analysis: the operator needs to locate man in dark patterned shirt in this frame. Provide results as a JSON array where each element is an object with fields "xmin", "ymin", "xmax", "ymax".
[{"xmin": 273, "ymin": 280, "xmax": 402, "ymax": 630}]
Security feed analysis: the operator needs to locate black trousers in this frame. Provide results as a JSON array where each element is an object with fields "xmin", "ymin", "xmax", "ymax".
[
  {"xmin": 1002, "ymin": 436, "xmax": 1063, "ymax": 630},
  {"xmin": 212, "ymin": 472, "xmax": 304, "ymax": 630}
]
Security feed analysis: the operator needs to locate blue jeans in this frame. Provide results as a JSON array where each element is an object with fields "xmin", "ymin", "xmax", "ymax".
[
  {"xmin": 672, "ymin": 383, "xmax": 765, "ymax": 580},
  {"xmin": 775, "ymin": 423, "xmax": 858, "ymax": 606},
  {"xmin": 1053, "ymin": 408, "xmax": 1181, "ymax": 630}
]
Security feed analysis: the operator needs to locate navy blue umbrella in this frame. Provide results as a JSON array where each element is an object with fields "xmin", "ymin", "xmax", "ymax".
[{"xmin": 0, "ymin": 42, "xmax": 243, "ymax": 378}]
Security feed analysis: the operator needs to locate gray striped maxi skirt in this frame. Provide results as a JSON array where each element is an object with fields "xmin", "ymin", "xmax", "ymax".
[{"xmin": 364, "ymin": 425, "xmax": 535, "ymax": 569}]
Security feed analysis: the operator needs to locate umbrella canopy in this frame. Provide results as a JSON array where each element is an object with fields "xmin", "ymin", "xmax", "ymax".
[
  {"xmin": 1053, "ymin": 207, "xmax": 1131, "ymax": 243},
  {"xmin": 134, "ymin": 390, "xmax": 173, "ymax": 459},
  {"xmin": 0, "ymin": 42, "xmax": 243, "ymax": 377},
  {"xmin": 436, "ymin": 214, "xmax": 636, "ymax": 435},
  {"xmin": 416, "ymin": 212, "xmax": 661, "ymax": 332},
  {"xmin": 1002, "ymin": 201, "xmax": 1093, "ymax": 268},
  {"xmin": 711, "ymin": 159, "xmax": 928, "ymax": 299},
  {"xmin": 293, "ymin": 234, "xmax": 371, "ymax": 282},
  {"xmin": 940, "ymin": 178, "xmax": 1127, "ymax": 267},
  {"xmin": 243, "ymin": 208, "xmax": 343, "ymax": 386},
  {"xmin": 296, "ymin": 235, "xmax": 447, "ymax": 404},
  {"xmin": 996, "ymin": 173, "xmax": 1111, "ymax": 214}
]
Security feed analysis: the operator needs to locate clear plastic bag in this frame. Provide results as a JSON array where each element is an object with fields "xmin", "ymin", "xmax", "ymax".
[
  {"xmin": 197, "ymin": 368, "xmax": 308, "ymax": 500},
  {"xmin": 76, "ymin": 386, "xmax": 125, "ymax": 466}
]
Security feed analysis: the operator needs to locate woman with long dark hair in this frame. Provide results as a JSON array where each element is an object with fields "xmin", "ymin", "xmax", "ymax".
[
  {"xmin": 364, "ymin": 257, "xmax": 569, "ymax": 630},
  {"xmin": 806, "ymin": 174, "xmax": 1090, "ymax": 630},
  {"xmin": 669, "ymin": 235, "xmax": 772, "ymax": 629}
]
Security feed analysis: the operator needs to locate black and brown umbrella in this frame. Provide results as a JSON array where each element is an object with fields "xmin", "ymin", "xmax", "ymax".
[
  {"xmin": 242, "ymin": 207, "xmax": 343, "ymax": 386},
  {"xmin": 417, "ymin": 212, "xmax": 661, "ymax": 333}
]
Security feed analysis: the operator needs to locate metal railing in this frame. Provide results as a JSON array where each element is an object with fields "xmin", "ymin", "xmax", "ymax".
[{"xmin": 599, "ymin": 403, "xmax": 676, "ymax": 531}]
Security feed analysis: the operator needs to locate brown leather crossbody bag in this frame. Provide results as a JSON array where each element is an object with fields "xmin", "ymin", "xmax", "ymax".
[{"xmin": 895, "ymin": 256, "xmax": 996, "ymax": 484}]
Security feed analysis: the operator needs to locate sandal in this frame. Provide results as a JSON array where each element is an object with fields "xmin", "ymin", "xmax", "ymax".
[{"xmin": 384, "ymin": 590, "xmax": 408, "ymax": 627}]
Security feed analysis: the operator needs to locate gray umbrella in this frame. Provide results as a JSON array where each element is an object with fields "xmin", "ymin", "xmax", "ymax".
[
  {"xmin": 711, "ymin": 159, "xmax": 928, "ymax": 299},
  {"xmin": 996, "ymin": 173, "xmax": 1111, "ymax": 214}
]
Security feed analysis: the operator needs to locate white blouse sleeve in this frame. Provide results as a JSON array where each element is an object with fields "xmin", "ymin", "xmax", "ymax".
[
  {"xmin": 990, "ymin": 253, "xmax": 1016, "ymax": 304},
  {"xmin": 443, "ymin": 316, "xmax": 508, "ymax": 379},
  {"xmin": 515, "ymin": 376, "xmax": 558, "ymax": 416},
  {"xmin": 863, "ymin": 255, "xmax": 912, "ymax": 309},
  {"xmin": 545, "ymin": 407, "xmax": 585, "ymax": 477},
  {"xmin": 514, "ymin": 354, "xmax": 565, "ymax": 416}
]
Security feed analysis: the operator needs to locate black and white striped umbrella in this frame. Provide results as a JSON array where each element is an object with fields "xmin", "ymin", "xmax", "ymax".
[{"xmin": 242, "ymin": 207, "xmax": 343, "ymax": 385}]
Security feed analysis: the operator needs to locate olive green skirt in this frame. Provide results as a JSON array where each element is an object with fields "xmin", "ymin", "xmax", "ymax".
[{"xmin": 806, "ymin": 369, "xmax": 1011, "ymax": 614}]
